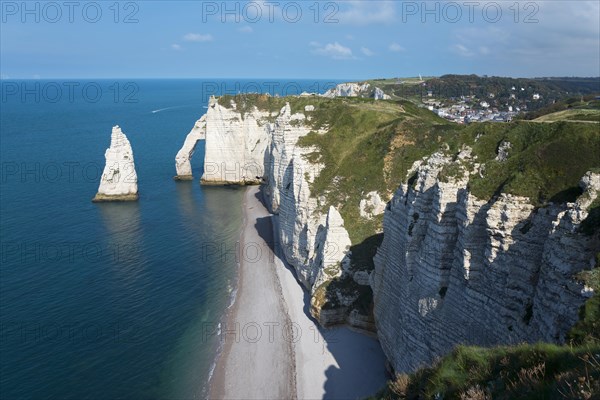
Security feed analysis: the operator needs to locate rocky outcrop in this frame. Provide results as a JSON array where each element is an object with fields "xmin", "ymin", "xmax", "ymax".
[
  {"xmin": 371, "ymin": 150, "xmax": 599, "ymax": 373},
  {"xmin": 173, "ymin": 96, "xmax": 272, "ymax": 184},
  {"xmin": 373, "ymin": 87, "xmax": 391, "ymax": 100},
  {"xmin": 93, "ymin": 126, "xmax": 138, "ymax": 202},
  {"xmin": 323, "ymin": 82, "xmax": 371, "ymax": 98},
  {"xmin": 312, "ymin": 206, "xmax": 352, "ymax": 290},
  {"xmin": 201, "ymin": 97, "xmax": 272, "ymax": 185},
  {"xmin": 359, "ymin": 191, "xmax": 386, "ymax": 219},
  {"xmin": 322, "ymin": 82, "xmax": 390, "ymax": 100},
  {"xmin": 174, "ymin": 115, "xmax": 206, "ymax": 180}
]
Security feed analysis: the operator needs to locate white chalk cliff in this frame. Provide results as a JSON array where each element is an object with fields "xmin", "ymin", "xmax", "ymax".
[
  {"xmin": 322, "ymin": 82, "xmax": 391, "ymax": 100},
  {"xmin": 175, "ymin": 98, "xmax": 356, "ymax": 324},
  {"xmin": 176, "ymin": 96, "xmax": 599, "ymax": 372},
  {"xmin": 93, "ymin": 126, "xmax": 138, "ymax": 202},
  {"xmin": 174, "ymin": 96, "xmax": 271, "ymax": 184},
  {"xmin": 371, "ymin": 152, "xmax": 599, "ymax": 373}
]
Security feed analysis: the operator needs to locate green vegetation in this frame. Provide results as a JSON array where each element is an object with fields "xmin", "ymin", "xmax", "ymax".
[
  {"xmin": 569, "ymin": 267, "xmax": 600, "ymax": 346},
  {"xmin": 297, "ymin": 99, "xmax": 452, "ymax": 244},
  {"xmin": 423, "ymin": 75, "xmax": 600, "ymax": 110},
  {"xmin": 363, "ymin": 75, "xmax": 599, "ymax": 113},
  {"xmin": 218, "ymin": 93, "xmax": 286, "ymax": 119},
  {"xmin": 580, "ymin": 198, "xmax": 600, "ymax": 236},
  {"xmin": 369, "ymin": 343, "xmax": 600, "ymax": 400},
  {"xmin": 515, "ymin": 94, "xmax": 600, "ymax": 123},
  {"xmin": 464, "ymin": 121, "xmax": 600, "ymax": 205}
]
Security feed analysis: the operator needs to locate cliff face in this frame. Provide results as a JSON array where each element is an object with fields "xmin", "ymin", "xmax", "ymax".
[
  {"xmin": 175, "ymin": 97, "xmax": 356, "ymax": 323},
  {"xmin": 262, "ymin": 103, "xmax": 336, "ymax": 288},
  {"xmin": 371, "ymin": 151, "xmax": 599, "ymax": 372},
  {"xmin": 175, "ymin": 97, "xmax": 272, "ymax": 184}
]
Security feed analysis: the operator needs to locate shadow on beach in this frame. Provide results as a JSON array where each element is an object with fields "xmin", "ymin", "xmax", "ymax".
[{"xmin": 253, "ymin": 188, "xmax": 390, "ymax": 400}]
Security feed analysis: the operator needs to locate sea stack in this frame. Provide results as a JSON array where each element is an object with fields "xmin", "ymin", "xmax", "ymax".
[{"xmin": 92, "ymin": 125, "xmax": 139, "ymax": 202}]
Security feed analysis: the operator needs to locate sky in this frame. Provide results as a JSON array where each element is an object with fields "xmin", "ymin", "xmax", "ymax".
[{"xmin": 1, "ymin": 0, "xmax": 599, "ymax": 79}]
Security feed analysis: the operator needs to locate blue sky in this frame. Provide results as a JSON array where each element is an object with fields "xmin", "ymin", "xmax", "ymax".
[{"xmin": 1, "ymin": 0, "xmax": 599, "ymax": 79}]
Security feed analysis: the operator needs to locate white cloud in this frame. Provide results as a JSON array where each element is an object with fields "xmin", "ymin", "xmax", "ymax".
[
  {"xmin": 447, "ymin": 2, "xmax": 600, "ymax": 74},
  {"xmin": 389, "ymin": 43, "xmax": 405, "ymax": 52},
  {"xmin": 450, "ymin": 44, "xmax": 473, "ymax": 57},
  {"xmin": 361, "ymin": 47, "xmax": 374, "ymax": 56},
  {"xmin": 311, "ymin": 42, "xmax": 354, "ymax": 60},
  {"xmin": 183, "ymin": 33, "xmax": 213, "ymax": 42},
  {"xmin": 171, "ymin": 44, "xmax": 183, "ymax": 51},
  {"xmin": 238, "ymin": 26, "xmax": 253, "ymax": 33},
  {"xmin": 337, "ymin": 0, "xmax": 395, "ymax": 25}
]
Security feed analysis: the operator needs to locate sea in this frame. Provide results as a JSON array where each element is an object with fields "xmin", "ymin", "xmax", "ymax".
[{"xmin": 0, "ymin": 79, "xmax": 340, "ymax": 399}]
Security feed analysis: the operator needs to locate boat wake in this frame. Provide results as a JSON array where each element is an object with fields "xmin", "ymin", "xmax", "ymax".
[{"xmin": 151, "ymin": 104, "xmax": 206, "ymax": 114}]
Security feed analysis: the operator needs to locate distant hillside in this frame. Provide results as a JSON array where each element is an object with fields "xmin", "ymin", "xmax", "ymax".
[
  {"xmin": 518, "ymin": 95, "xmax": 600, "ymax": 122},
  {"xmin": 366, "ymin": 75, "xmax": 600, "ymax": 114}
]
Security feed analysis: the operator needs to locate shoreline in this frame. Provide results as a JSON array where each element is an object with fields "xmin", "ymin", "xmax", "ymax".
[
  {"xmin": 202, "ymin": 189, "xmax": 246, "ymax": 398},
  {"xmin": 208, "ymin": 185, "xmax": 388, "ymax": 399}
]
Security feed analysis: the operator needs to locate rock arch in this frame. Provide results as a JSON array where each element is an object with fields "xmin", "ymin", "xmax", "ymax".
[{"xmin": 174, "ymin": 115, "xmax": 206, "ymax": 180}]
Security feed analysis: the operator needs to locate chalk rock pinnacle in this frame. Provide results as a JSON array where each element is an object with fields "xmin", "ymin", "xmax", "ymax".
[{"xmin": 92, "ymin": 125, "xmax": 139, "ymax": 202}]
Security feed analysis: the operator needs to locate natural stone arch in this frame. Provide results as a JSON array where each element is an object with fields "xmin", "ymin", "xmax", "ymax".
[{"xmin": 174, "ymin": 115, "xmax": 206, "ymax": 180}]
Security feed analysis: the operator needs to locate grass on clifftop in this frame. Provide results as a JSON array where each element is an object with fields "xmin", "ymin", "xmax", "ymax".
[
  {"xmin": 297, "ymin": 99, "xmax": 452, "ymax": 245},
  {"xmin": 369, "ymin": 343, "xmax": 600, "ymax": 400},
  {"xmin": 463, "ymin": 121, "xmax": 600, "ymax": 205}
]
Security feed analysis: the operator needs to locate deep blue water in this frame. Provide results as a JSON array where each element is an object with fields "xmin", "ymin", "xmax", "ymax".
[{"xmin": 0, "ymin": 79, "xmax": 339, "ymax": 399}]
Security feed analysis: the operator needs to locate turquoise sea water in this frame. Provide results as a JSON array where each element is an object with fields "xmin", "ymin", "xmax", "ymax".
[{"xmin": 0, "ymin": 79, "xmax": 338, "ymax": 399}]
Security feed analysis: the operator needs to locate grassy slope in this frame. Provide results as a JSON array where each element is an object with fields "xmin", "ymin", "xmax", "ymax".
[
  {"xmin": 371, "ymin": 343, "xmax": 600, "ymax": 400},
  {"xmin": 464, "ymin": 121, "xmax": 600, "ymax": 204},
  {"xmin": 520, "ymin": 97, "xmax": 600, "ymax": 121},
  {"xmin": 534, "ymin": 108, "xmax": 600, "ymax": 123},
  {"xmin": 297, "ymin": 99, "xmax": 453, "ymax": 244}
]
